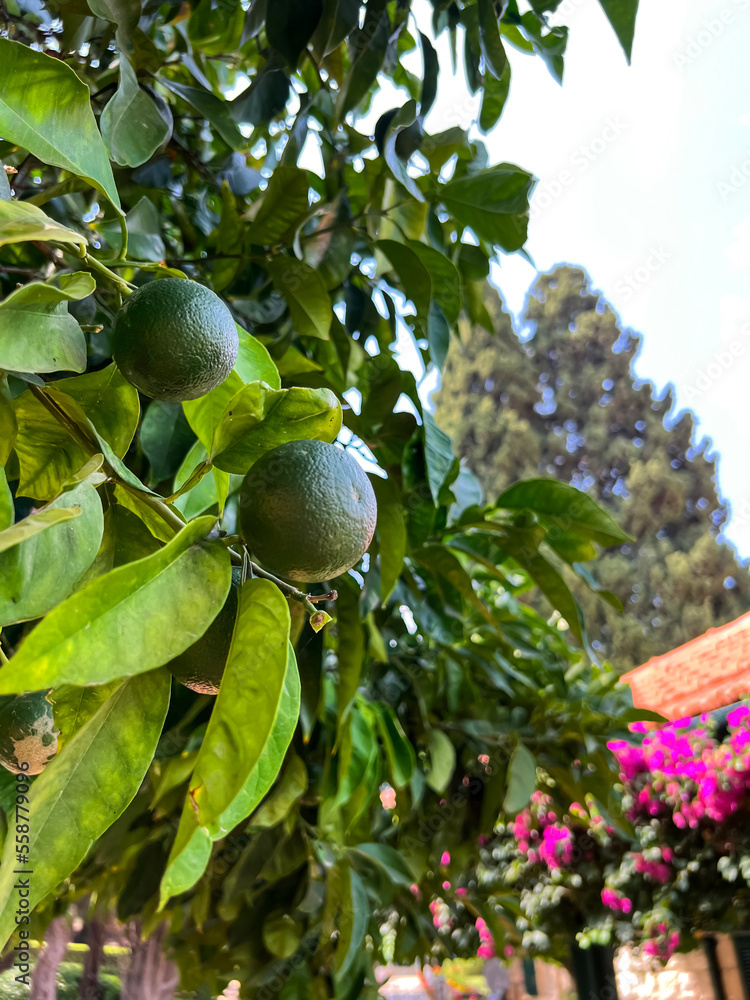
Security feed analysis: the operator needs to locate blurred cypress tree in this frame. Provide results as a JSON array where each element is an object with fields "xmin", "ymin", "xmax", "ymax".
[{"xmin": 437, "ymin": 265, "xmax": 750, "ymax": 670}]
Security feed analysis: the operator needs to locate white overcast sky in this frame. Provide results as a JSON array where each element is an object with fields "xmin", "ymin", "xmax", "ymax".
[{"xmin": 400, "ymin": 0, "xmax": 750, "ymax": 557}]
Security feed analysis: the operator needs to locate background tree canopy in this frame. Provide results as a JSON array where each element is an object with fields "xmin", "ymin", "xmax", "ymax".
[
  {"xmin": 438, "ymin": 266, "xmax": 750, "ymax": 670},
  {"xmin": 0, "ymin": 0, "xmax": 644, "ymax": 996}
]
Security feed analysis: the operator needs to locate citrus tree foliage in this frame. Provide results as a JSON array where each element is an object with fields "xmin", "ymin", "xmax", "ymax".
[{"xmin": 0, "ymin": 0, "xmax": 640, "ymax": 994}]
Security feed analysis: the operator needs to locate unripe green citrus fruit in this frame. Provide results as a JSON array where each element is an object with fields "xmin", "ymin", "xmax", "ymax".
[
  {"xmin": 239, "ymin": 440, "xmax": 377, "ymax": 583},
  {"xmin": 112, "ymin": 278, "xmax": 238, "ymax": 402},
  {"xmin": 0, "ymin": 690, "xmax": 58, "ymax": 775},
  {"xmin": 168, "ymin": 567, "xmax": 242, "ymax": 695}
]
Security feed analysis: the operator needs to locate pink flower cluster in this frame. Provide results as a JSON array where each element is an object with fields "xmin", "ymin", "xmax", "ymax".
[
  {"xmin": 476, "ymin": 917, "xmax": 495, "ymax": 960},
  {"xmin": 608, "ymin": 708, "xmax": 750, "ymax": 831},
  {"xmin": 601, "ymin": 888, "xmax": 632, "ymax": 914},
  {"xmin": 641, "ymin": 924, "xmax": 680, "ymax": 962},
  {"xmin": 510, "ymin": 792, "xmax": 580, "ymax": 870}
]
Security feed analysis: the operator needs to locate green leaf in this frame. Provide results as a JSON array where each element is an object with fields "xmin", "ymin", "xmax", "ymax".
[
  {"xmin": 210, "ymin": 382, "xmax": 342, "ymax": 474},
  {"xmin": 0, "ymin": 377, "xmax": 16, "ymax": 466},
  {"xmin": 172, "ymin": 441, "xmax": 228, "ymax": 519},
  {"xmin": 48, "ymin": 680, "xmax": 121, "ymax": 752},
  {"xmin": 263, "ymin": 913, "xmax": 303, "ymax": 959},
  {"xmin": 101, "ymin": 55, "xmax": 172, "ymax": 168},
  {"xmin": 597, "ymin": 0, "xmax": 639, "ymax": 62},
  {"xmin": 0, "ymin": 669, "xmax": 169, "ymax": 950},
  {"xmin": 266, "ymin": 0, "xmax": 324, "ymax": 66},
  {"xmin": 189, "ymin": 578, "xmax": 291, "ymax": 828},
  {"xmin": 335, "ymin": 580, "xmax": 364, "ymax": 732},
  {"xmin": 478, "ymin": 0, "xmax": 508, "ymax": 79},
  {"xmin": 0, "ymin": 200, "xmax": 87, "ymax": 252},
  {"xmin": 266, "ymin": 257, "xmax": 332, "ymax": 339},
  {"xmin": 0, "ymin": 516, "xmax": 231, "ymax": 692},
  {"xmin": 86, "ymin": 0, "xmax": 140, "ymax": 39},
  {"xmin": 0, "ymin": 39, "xmax": 121, "ymax": 211},
  {"xmin": 415, "ymin": 544, "xmax": 491, "ymax": 621},
  {"xmin": 157, "ymin": 77, "xmax": 244, "ymax": 150},
  {"xmin": 96, "ymin": 196, "xmax": 166, "ymax": 261},
  {"xmin": 350, "ymin": 843, "xmax": 414, "ymax": 888},
  {"xmin": 479, "ymin": 61, "xmax": 511, "ymax": 133},
  {"xmin": 503, "ymin": 743, "xmax": 537, "ymax": 813},
  {"xmin": 244, "ymin": 166, "xmax": 309, "ymax": 245},
  {"xmin": 336, "ymin": 8, "xmax": 389, "ymax": 117},
  {"xmin": 182, "ymin": 371, "xmax": 244, "ymax": 453},
  {"xmin": 426, "ymin": 729, "xmax": 455, "ymax": 794},
  {"xmin": 140, "ymin": 401, "xmax": 195, "ymax": 486},
  {"xmin": 383, "ymin": 101, "xmax": 424, "ymax": 203},
  {"xmin": 423, "ymin": 412, "xmax": 455, "ymax": 505},
  {"xmin": 0, "ymin": 477, "xmax": 104, "ymax": 627},
  {"xmin": 378, "ymin": 240, "xmax": 431, "ymax": 334},
  {"xmin": 334, "ymin": 868, "xmax": 369, "ymax": 984},
  {"xmin": 370, "ymin": 701, "xmax": 414, "ymax": 788},
  {"xmin": 439, "ymin": 164, "xmax": 534, "ymax": 251},
  {"xmin": 235, "ymin": 324, "xmax": 280, "ymax": 389},
  {"xmin": 0, "ymin": 469, "xmax": 12, "ymax": 533},
  {"xmin": 13, "ymin": 371, "xmax": 139, "ymax": 501},
  {"xmin": 0, "ymin": 272, "xmax": 94, "ymax": 374},
  {"xmin": 249, "ymin": 751, "xmax": 307, "ymax": 829},
  {"xmin": 371, "ymin": 477, "xmax": 406, "ymax": 604},
  {"xmin": 229, "ymin": 64, "xmax": 290, "ymax": 127},
  {"xmin": 0, "ymin": 507, "xmax": 80, "ymax": 555},
  {"xmin": 419, "ymin": 31, "xmax": 438, "ymax": 116},
  {"xmin": 507, "ymin": 541, "xmax": 583, "ymax": 641},
  {"xmin": 160, "ymin": 640, "xmax": 300, "ymax": 902},
  {"xmin": 496, "ymin": 478, "xmax": 633, "ymax": 546},
  {"xmin": 407, "ymin": 240, "xmax": 462, "ymax": 326}
]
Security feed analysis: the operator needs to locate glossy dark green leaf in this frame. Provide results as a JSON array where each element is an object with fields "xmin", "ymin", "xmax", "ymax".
[
  {"xmin": 479, "ymin": 60, "xmax": 511, "ymax": 133},
  {"xmin": 415, "ymin": 544, "xmax": 491, "ymax": 621},
  {"xmin": 439, "ymin": 164, "xmax": 534, "ymax": 251},
  {"xmin": 496, "ymin": 478, "xmax": 633, "ymax": 546},
  {"xmin": 267, "ymin": 257, "xmax": 332, "ymax": 339},
  {"xmin": 245, "ymin": 167, "xmax": 309, "ymax": 245},
  {"xmin": 0, "ymin": 669, "xmax": 169, "ymax": 950},
  {"xmin": 0, "ymin": 506, "xmax": 79, "ymax": 555},
  {"xmin": 378, "ymin": 240, "xmax": 431, "ymax": 333},
  {"xmin": 0, "ymin": 200, "xmax": 88, "ymax": 252},
  {"xmin": 0, "ymin": 272, "xmax": 93, "ymax": 375},
  {"xmin": 427, "ymin": 302, "xmax": 450, "ymax": 372},
  {"xmin": 597, "ymin": 0, "xmax": 638, "ymax": 61},
  {"xmin": 336, "ymin": 8, "xmax": 389, "ymax": 117},
  {"xmin": 230, "ymin": 64, "xmax": 290, "ymax": 126},
  {"xmin": 383, "ymin": 101, "xmax": 424, "ymax": 203},
  {"xmin": 266, "ymin": 0, "xmax": 323, "ymax": 66},
  {"xmin": 408, "ymin": 240, "xmax": 461, "ymax": 326},
  {"xmin": 140, "ymin": 401, "xmax": 195, "ymax": 486},
  {"xmin": 371, "ymin": 477, "xmax": 406, "ymax": 604},
  {"xmin": 419, "ymin": 31, "xmax": 438, "ymax": 116},
  {"xmin": 350, "ymin": 843, "xmax": 414, "ymax": 888},
  {"xmin": 0, "ymin": 476, "xmax": 103, "ymax": 626},
  {"xmin": 86, "ymin": 0, "xmax": 139, "ymax": 39},
  {"xmin": 502, "ymin": 743, "xmax": 536, "ymax": 813},
  {"xmin": 210, "ymin": 382, "xmax": 342, "ymax": 474},
  {"xmin": 509, "ymin": 543, "xmax": 583, "ymax": 641},
  {"xmin": 0, "ymin": 516, "xmax": 231, "ymax": 692},
  {"xmin": 157, "ymin": 77, "xmax": 244, "ymax": 150},
  {"xmin": 101, "ymin": 56, "xmax": 172, "ymax": 167},
  {"xmin": 478, "ymin": 0, "xmax": 508, "ymax": 79},
  {"xmin": 423, "ymin": 412, "xmax": 455, "ymax": 505},
  {"xmin": 97, "ymin": 196, "xmax": 166, "ymax": 260},
  {"xmin": 0, "ymin": 39, "xmax": 121, "ymax": 210}
]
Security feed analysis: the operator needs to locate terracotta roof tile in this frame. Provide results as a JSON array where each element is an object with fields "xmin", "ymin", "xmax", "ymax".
[{"xmin": 621, "ymin": 611, "xmax": 750, "ymax": 719}]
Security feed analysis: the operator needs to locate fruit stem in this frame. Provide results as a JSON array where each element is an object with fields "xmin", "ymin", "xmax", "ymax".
[
  {"xmin": 240, "ymin": 558, "xmax": 321, "ymax": 617},
  {"xmin": 0, "ymin": 646, "xmax": 8, "ymax": 666},
  {"xmin": 117, "ymin": 481, "xmax": 187, "ymax": 534},
  {"xmin": 84, "ymin": 253, "xmax": 136, "ymax": 293},
  {"xmin": 117, "ymin": 214, "xmax": 129, "ymax": 262}
]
